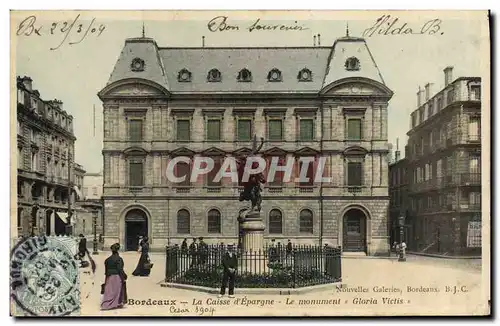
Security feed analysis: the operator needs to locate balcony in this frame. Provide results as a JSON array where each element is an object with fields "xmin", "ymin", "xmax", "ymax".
[
  {"xmin": 206, "ymin": 186, "xmax": 221, "ymax": 193},
  {"xmin": 298, "ymin": 186, "xmax": 314, "ymax": 193},
  {"xmin": 175, "ymin": 186, "xmax": 191, "ymax": 194},
  {"xmin": 46, "ymin": 144, "xmax": 53, "ymax": 153},
  {"xmin": 468, "ymin": 134, "xmax": 480, "ymax": 142},
  {"xmin": 267, "ymin": 186, "xmax": 283, "ymax": 194},
  {"xmin": 459, "ymin": 173, "xmax": 481, "ymax": 186}
]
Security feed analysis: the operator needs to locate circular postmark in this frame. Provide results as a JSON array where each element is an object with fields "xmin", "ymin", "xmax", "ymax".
[{"xmin": 10, "ymin": 236, "xmax": 80, "ymax": 316}]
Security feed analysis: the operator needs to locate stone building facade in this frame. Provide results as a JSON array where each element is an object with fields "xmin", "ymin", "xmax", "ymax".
[
  {"xmin": 98, "ymin": 35, "xmax": 393, "ymax": 254},
  {"xmin": 398, "ymin": 67, "xmax": 482, "ymax": 256},
  {"xmin": 16, "ymin": 76, "xmax": 84, "ymax": 238}
]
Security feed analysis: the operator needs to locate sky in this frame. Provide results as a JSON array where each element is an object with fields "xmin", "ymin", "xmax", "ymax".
[{"xmin": 12, "ymin": 10, "xmax": 488, "ymax": 174}]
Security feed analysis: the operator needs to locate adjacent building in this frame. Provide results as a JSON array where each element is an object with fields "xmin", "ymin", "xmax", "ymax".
[
  {"xmin": 390, "ymin": 67, "xmax": 482, "ymax": 256},
  {"xmin": 98, "ymin": 34, "xmax": 394, "ymax": 254},
  {"xmin": 16, "ymin": 76, "xmax": 84, "ymax": 237},
  {"xmin": 74, "ymin": 171, "xmax": 104, "ymax": 242}
]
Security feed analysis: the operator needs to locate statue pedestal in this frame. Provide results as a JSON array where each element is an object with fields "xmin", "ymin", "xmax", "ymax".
[{"xmin": 239, "ymin": 210, "xmax": 268, "ymax": 273}]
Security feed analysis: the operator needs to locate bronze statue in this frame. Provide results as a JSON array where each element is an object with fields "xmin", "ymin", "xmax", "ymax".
[{"xmin": 236, "ymin": 135, "xmax": 266, "ymax": 212}]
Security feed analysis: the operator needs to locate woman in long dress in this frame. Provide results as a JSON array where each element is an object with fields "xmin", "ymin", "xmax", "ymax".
[
  {"xmin": 132, "ymin": 236, "xmax": 151, "ymax": 277},
  {"xmin": 101, "ymin": 243, "xmax": 127, "ymax": 310}
]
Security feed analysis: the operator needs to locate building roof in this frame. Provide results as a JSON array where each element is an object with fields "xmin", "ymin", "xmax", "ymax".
[
  {"xmin": 104, "ymin": 35, "xmax": 388, "ymax": 94},
  {"xmin": 323, "ymin": 37, "xmax": 386, "ymax": 86}
]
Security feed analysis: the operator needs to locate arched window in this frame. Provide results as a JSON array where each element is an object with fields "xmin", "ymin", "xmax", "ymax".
[
  {"xmin": 208, "ymin": 209, "xmax": 221, "ymax": 234},
  {"xmin": 207, "ymin": 69, "xmax": 222, "ymax": 82},
  {"xmin": 299, "ymin": 209, "xmax": 313, "ymax": 234},
  {"xmin": 237, "ymin": 68, "xmax": 252, "ymax": 82},
  {"xmin": 177, "ymin": 209, "xmax": 190, "ymax": 234},
  {"xmin": 269, "ymin": 209, "xmax": 283, "ymax": 234}
]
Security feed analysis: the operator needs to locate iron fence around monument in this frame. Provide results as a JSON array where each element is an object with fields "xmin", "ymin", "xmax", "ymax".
[{"xmin": 165, "ymin": 244, "xmax": 342, "ymax": 288}]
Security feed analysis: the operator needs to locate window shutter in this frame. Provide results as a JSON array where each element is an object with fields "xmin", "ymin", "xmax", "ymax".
[
  {"xmin": 300, "ymin": 119, "xmax": 314, "ymax": 140},
  {"xmin": 237, "ymin": 120, "xmax": 252, "ymax": 141},
  {"xmin": 177, "ymin": 120, "xmax": 190, "ymax": 140},
  {"xmin": 207, "ymin": 120, "xmax": 221, "ymax": 140},
  {"xmin": 348, "ymin": 162, "xmax": 362, "ymax": 186},
  {"xmin": 129, "ymin": 120, "xmax": 143, "ymax": 141},
  {"xmin": 269, "ymin": 120, "xmax": 283, "ymax": 140},
  {"xmin": 347, "ymin": 119, "xmax": 361, "ymax": 140},
  {"xmin": 129, "ymin": 162, "xmax": 143, "ymax": 186}
]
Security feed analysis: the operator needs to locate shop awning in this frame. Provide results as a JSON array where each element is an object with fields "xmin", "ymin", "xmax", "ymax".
[{"xmin": 56, "ymin": 212, "xmax": 68, "ymax": 224}]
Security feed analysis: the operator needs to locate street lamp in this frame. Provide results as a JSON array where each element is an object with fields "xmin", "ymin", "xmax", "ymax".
[
  {"xmin": 398, "ymin": 215, "xmax": 406, "ymax": 262},
  {"xmin": 92, "ymin": 210, "xmax": 99, "ymax": 255}
]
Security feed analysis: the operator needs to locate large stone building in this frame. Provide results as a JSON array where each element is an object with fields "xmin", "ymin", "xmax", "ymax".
[
  {"xmin": 390, "ymin": 67, "xmax": 482, "ymax": 256},
  {"xmin": 98, "ymin": 34, "xmax": 393, "ymax": 254},
  {"xmin": 16, "ymin": 76, "xmax": 84, "ymax": 237}
]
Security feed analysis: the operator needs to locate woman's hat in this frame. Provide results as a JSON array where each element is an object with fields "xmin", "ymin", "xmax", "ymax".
[{"xmin": 110, "ymin": 243, "xmax": 120, "ymax": 251}]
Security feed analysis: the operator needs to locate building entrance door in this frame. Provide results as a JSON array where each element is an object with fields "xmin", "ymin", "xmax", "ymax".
[
  {"xmin": 342, "ymin": 208, "xmax": 367, "ymax": 252},
  {"xmin": 125, "ymin": 209, "xmax": 148, "ymax": 251}
]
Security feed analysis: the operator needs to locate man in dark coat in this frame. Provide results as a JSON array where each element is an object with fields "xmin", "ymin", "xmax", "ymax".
[
  {"xmin": 74, "ymin": 234, "xmax": 87, "ymax": 260},
  {"xmin": 189, "ymin": 238, "xmax": 198, "ymax": 267},
  {"xmin": 219, "ymin": 244, "xmax": 238, "ymax": 298},
  {"xmin": 198, "ymin": 237, "xmax": 208, "ymax": 265}
]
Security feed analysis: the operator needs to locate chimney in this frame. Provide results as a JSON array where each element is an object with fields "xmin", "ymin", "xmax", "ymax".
[
  {"xmin": 424, "ymin": 83, "xmax": 433, "ymax": 100},
  {"xmin": 21, "ymin": 76, "xmax": 32, "ymax": 91},
  {"xmin": 444, "ymin": 66, "xmax": 453, "ymax": 86},
  {"xmin": 313, "ymin": 35, "xmax": 316, "ymax": 46},
  {"xmin": 202, "ymin": 36, "xmax": 205, "ymax": 48},
  {"xmin": 417, "ymin": 86, "xmax": 422, "ymax": 107},
  {"xmin": 395, "ymin": 138, "xmax": 401, "ymax": 162},
  {"xmin": 317, "ymin": 34, "xmax": 321, "ymax": 46}
]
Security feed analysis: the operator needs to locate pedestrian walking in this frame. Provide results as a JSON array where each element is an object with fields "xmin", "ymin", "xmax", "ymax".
[
  {"xmin": 219, "ymin": 244, "xmax": 237, "ymax": 298},
  {"xmin": 132, "ymin": 236, "xmax": 152, "ymax": 276},
  {"xmin": 189, "ymin": 238, "xmax": 198, "ymax": 267},
  {"xmin": 101, "ymin": 243, "xmax": 127, "ymax": 310}
]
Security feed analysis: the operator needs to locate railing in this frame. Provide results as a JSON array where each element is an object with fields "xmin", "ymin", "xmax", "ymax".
[
  {"xmin": 267, "ymin": 186, "xmax": 283, "ymax": 193},
  {"xmin": 206, "ymin": 186, "xmax": 221, "ymax": 193},
  {"xmin": 175, "ymin": 187, "xmax": 191, "ymax": 194},
  {"xmin": 165, "ymin": 244, "xmax": 342, "ymax": 288},
  {"xmin": 468, "ymin": 134, "xmax": 480, "ymax": 142},
  {"xmin": 460, "ymin": 173, "xmax": 481, "ymax": 186},
  {"xmin": 298, "ymin": 186, "xmax": 314, "ymax": 193}
]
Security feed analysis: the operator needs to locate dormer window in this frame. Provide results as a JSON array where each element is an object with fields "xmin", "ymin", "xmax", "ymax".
[
  {"xmin": 237, "ymin": 68, "xmax": 252, "ymax": 82},
  {"xmin": 298, "ymin": 68, "xmax": 312, "ymax": 82},
  {"xmin": 178, "ymin": 69, "xmax": 192, "ymax": 82},
  {"xmin": 207, "ymin": 69, "xmax": 222, "ymax": 82},
  {"xmin": 345, "ymin": 57, "xmax": 360, "ymax": 71},
  {"xmin": 130, "ymin": 58, "xmax": 145, "ymax": 72},
  {"xmin": 267, "ymin": 68, "xmax": 282, "ymax": 82}
]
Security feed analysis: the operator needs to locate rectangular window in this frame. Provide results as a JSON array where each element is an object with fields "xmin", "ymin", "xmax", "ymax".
[
  {"xmin": 206, "ymin": 119, "xmax": 221, "ymax": 141},
  {"xmin": 207, "ymin": 158, "xmax": 222, "ymax": 187},
  {"xmin": 237, "ymin": 119, "xmax": 252, "ymax": 141},
  {"xmin": 269, "ymin": 157, "xmax": 285, "ymax": 186},
  {"xmin": 347, "ymin": 119, "xmax": 362, "ymax": 140},
  {"xmin": 419, "ymin": 108, "xmax": 425, "ymax": 123},
  {"xmin": 469, "ymin": 192, "xmax": 481, "ymax": 206},
  {"xmin": 268, "ymin": 119, "xmax": 283, "ymax": 141},
  {"xmin": 299, "ymin": 119, "xmax": 314, "ymax": 141},
  {"xmin": 17, "ymin": 147, "xmax": 23, "ymax": 169},
  {"xmin": 128, "ymin": 119, "xmax": 143, "ymax": 141},
  {"xmin": 31, "ymin": 152, "xmax": 37, "ymax": 171},
  {"xmin": 470, "ymin": 85, "xmax": 481, "ymax": 100},
  {"xmin": 468, "ymin": 116, "xmax": 480, "ymax": 141},
  {"xmin": 176, "ymin": 120, "xmax": 191, "ymax": 141},
  {"xmin": 411, "ymin": 114, "xmax": 417, "ymax": 128},
  {"xmin": 469, "ymin": 155, "xmax": 480, "ymax": 174},
  {"xmin": 428, "ymin": 101, "xmax": 434, "ymax": 116},
  {"xmin": 129, "ymin": 162, "xmax": 143, "ymax": 186},
  {"xmin": 347, "ymin": 162, "xmax": 362, "ymax": 186},
  {"xmin": 437, "ymin": 97, "xmax": 443, "ymax": 110},
  {"xmin": 176, "ymin": 162, "xmax": 191, "ymax": 186},
  {"xmin": 299, "ymin": 160, "xmax": 314, "ymax": 186}
]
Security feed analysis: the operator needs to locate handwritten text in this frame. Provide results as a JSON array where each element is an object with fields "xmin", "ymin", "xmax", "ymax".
[
  {"xmin": 16, "ymin": 14, "xmax": 106, "ymax": 50},
  {"xmin": 208, "ymin": 16, "xmax": 309, "ymax": 33},
  {"xmin": 362, "ymin": 15, "xmax": 443, "ymax": 37}
]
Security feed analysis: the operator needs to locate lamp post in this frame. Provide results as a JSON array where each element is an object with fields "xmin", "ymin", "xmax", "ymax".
[
  {"xmin": 92, "ymin": 210, "xmax": 99, "ymax": 255},
  {"xmin": 398, "ymin": 215, "xmax": 406, "ymax": 262}
]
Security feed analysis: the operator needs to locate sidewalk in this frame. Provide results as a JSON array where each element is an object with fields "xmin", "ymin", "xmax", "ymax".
[{"xmin": 407, "ymin": 251, "xmax": 481, "ymax": 259}]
